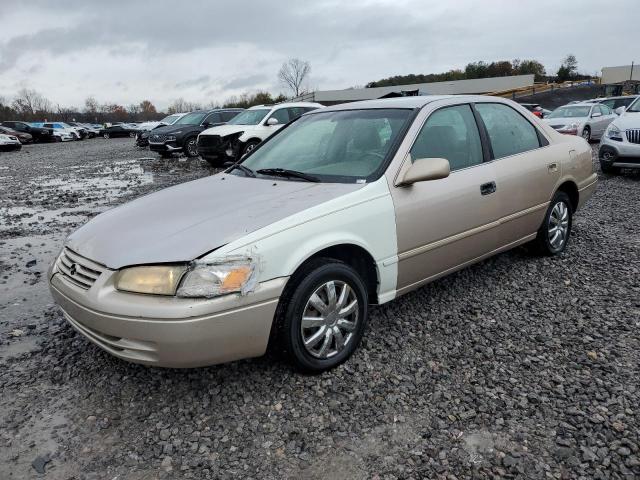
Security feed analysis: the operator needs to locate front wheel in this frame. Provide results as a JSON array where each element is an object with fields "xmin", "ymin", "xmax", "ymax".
[
  {"xmin": 530, "ymin": 191, "xmax": 572, "ymax": 256},
  {"xmin": 184, "ymin": 137, "xmax": 198, "ymax": 157},
  {"xmin": 581, "ymin": 126, "xmax": 591, "ymax": 142},
  {"xmin": 276, "ymin": 259, "xmax": 368, "ymax": 372},
  {"xmin": 240, "ymin": 140, "xmax": 260, "ymax": 158}
]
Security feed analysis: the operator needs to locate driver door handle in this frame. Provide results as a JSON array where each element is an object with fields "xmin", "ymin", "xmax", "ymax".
[{"xmin": 480, "ymin": 181, "xmax": 497, "ymax": 196}]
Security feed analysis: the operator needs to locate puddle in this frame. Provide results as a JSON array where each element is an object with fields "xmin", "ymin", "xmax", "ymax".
[{"xmin": 0, "ymin": 336, "xmax": 39, "ymax": 360}]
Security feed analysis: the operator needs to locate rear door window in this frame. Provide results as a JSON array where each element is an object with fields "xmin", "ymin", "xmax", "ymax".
[{"xmin": 475, "ymin": 103, "xmax": 541, "ymax": 159}]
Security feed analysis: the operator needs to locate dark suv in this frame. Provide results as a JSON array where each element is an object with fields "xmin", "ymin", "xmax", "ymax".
[
  {"xmin": 1, "ymin": 121, "xmax": 54, "ymax": 142},
  {"xmin": 148, "ymin": 109, "xmax": 243, "ymax": 158}
]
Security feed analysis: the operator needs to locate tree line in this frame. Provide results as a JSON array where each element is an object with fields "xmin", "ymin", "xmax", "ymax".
[
  {"xmin": 366, "ymin": 54, "xmax": 590, "ymax": 88},
  {"xmin": 0, "ymin": 89, "xmax": 292, "ymax": 123}
]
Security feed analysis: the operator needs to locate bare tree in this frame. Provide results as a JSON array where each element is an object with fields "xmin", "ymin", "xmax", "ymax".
[
  {"xmin": 12, "ymin": 88, "xmax": 53, "ymax": 120},
  {"xmin": 278, "ymin": 58, "xmax": 311, "ymax": 97}
]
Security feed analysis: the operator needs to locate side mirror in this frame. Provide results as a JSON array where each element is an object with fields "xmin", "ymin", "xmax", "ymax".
[
  {"xmin": 615, "ymin": 106, "xmax": 626, "ymax": 115},
  {"xmin": 202, "ymin": 122, "xmax": 211, "ymax": 128},
  {"xmin": 398, "ymin": 158, "xmax": 450, "ymax": 186},
  {"xmin": 266, "ymin": 117, "xmax": 279, "ymax": 126},
  {"xmin": 591, "ymin": 111, "xmax": 602, "ymax": 118}
]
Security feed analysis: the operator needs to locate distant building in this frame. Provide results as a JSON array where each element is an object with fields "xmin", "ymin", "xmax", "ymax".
[
  {"xmin": 601, "ymin": 64, "xmax": 640, "ymax": 96},
  {"xmin": 293, "ymin": 74, "xmax": 535, "ymax": 105}
]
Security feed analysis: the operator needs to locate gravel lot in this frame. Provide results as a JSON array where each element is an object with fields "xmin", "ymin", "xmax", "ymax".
[{"xmin": 1, "ymin": 138, "xmax": 639, "ymax": 479}]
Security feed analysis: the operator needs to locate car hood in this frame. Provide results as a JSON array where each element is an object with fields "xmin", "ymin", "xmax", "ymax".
[
  {"xmin": 150, "ymin": 124, "xmax": 200, "ymax": 135},
  {"xmin": 66, "ymin": 173, "xmax": 363, "ymax": 269},
  {"xmin": 201, "ymin": 124, "xmax": 254, "ymax": 137},
  {"xmin": 611, "ymin": 111, "xmax": 640, "ymax": 130}
]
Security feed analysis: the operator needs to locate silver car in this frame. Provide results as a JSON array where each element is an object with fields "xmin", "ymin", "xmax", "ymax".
[
  {"xmin": 49, "ymin": 95, "xmax": 597, "ymax": 372},
  {"xmin": 599, "ymin": 96, "xmax": 640, "ymax": 174},
  {"xmin": 544, "ymin": 103, "xmax": 617, "ymax": 141}
]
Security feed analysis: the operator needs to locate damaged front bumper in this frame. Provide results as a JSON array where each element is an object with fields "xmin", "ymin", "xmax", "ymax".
[{"xmin": 48, "ymin": 259, "xmax": 287, "ymax": 368}]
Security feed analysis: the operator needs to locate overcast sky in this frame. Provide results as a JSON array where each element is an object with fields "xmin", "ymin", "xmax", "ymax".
[{"xmin": 1, "ymin": 0, "xmax": 638, "ymax": 110}]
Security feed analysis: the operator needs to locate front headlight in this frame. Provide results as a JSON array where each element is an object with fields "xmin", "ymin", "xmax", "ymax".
[
  {"xmin": 177, "ymin": 257, "xmax": 257, "ymax": 298},
  {"xmin": 165, "ymin": 135, "xmax": 177, "ymax": 142},
  {"xmin": 606, "ymin": 124, "xmax": 623, "ymax": 140},
  {"xmin": 558, "ymin": 123, "xmax": 578, "ymax": 132},
  {"xmin": 115, "ymin": 265, "xmax": 187, "ymax": 295}
]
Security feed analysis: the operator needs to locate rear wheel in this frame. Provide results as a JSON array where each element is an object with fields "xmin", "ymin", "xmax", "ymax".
[
  {"xmin": 530, "ymin": 191, "xmax": 572, "ymax": 256},
  {"xmin": 275, "ymin": 259, "xmax": 368, "ymax": 372}
]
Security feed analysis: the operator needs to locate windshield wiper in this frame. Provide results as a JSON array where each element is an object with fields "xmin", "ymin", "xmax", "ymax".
[
  {"xmin": 256, "ymin": 168, "xmax": 320, "ymax": 182},
  {"xmin": 226, "ymin": 163, "xmax": 256, "ymax": 178}
]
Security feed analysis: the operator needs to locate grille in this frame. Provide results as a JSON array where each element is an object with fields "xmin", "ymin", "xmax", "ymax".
[
  {"xmin": 56, "ymin": 248, "xmax": 105, "ymax": 289},
  {"xmin": 626, "ymin": 129, "xmax": 640, "ymax": 144},
  {"xmin": 149, "ymin": 134, "xmax": 167, "ymax": 143},
  {"xmin": 197, "ymin": 135, "xmax": 222, "ymax": 148}
]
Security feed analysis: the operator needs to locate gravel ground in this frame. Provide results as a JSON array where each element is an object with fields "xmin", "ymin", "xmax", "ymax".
[{"xmin": 0, "ymin": 138, "xmax": 639, "ymax": 479}]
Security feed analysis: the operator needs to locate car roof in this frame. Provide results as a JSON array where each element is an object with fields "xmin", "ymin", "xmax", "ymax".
[
  {"xmin": 319, "ymin": 95, "xmax": 519, "ymax": 112},
  {"xmin": 247, "ymin": 102, "xmax": 324, "ymax": 110}
]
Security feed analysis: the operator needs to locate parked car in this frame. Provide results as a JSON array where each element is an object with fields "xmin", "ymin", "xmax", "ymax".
[
  {"xmin": 136, "ymin": 113, "xmax": 188, "ymax": 147},
  {"xmin": 48, "ymin": 95, "xmax": 597, "ymax": 371},
  {"xmin": 599, "ymin": 96, "xmax": 640, "ymax": 174},
  {"xmin": 0, "ymin": 133, "xmax": 22, "ymax": 151},
  {"xmin": 67, "ymin": 122, "xmax": 97, "ymax": 138},
  {"xmin": 544, "ymin": 103, "xmax": 617, "ymax": 141},
  {"xmin": 197, "ymin": 102, "xmax": 323, "ymax": 166},
  {"xmin": 52, "ymin": 130, "xmax": 75, "ymax": 142},
  {"xmin": 99, "ymin": 124, "xmax": 137, "ymax": 139},
  {"xmin": 148, "ymin": 109, "xmax": 243, "ymax": 158},
  {"xmin": 519, "ymin": 103, "xmax": 545, "ymax": 118},
  {"xmin": 1, "ymin": 121, "xmax": 54, "ymax": 142},
  {"xmin": 42, "ymin": 122, "xmax": 84, "ymax": 140},
  {"xmin": 0, "ymin": 125, "xmax": 33, "ymax": 144},
  {"xmin": 590, "ymin": 95, "xmax": 639, "ymax": 114}
]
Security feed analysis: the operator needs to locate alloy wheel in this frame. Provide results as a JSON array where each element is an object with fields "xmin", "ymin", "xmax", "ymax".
[
  {"xmin": 187, "ymin": 139, "xmax": 197, "ymax": 156},
  {"xmin": 300, "ymin": 280, "xmax": 359, "ymax": 359},
  {"xmin": 548, "ymin": 201, "xmax": 569, "ymax": 250}
]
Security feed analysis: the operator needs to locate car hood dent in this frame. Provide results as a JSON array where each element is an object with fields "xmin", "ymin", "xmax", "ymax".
[{"xmin": 66, "ymin": 174, "xmax": 364, "ymax": 269}]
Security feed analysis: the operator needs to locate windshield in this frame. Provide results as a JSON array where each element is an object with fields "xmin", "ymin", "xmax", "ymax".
[
  {"xmin": 548, "ymin": 106, "xmax": 591, "ymax": 119},
  {"xmin": 628, "ymin": 97, "xmax": 640, "ymax": 112},
  {"xmin": 173, "ymin": 112, "xmax": 208, "ymax": 125},
  {"xmin": 160, "ymin": 114, "xmax": 181, "ymax": 124},
  {"xmin": 228, "ymin": 109, "xmax": 270, "ymax": 125},
  {"xmin": 240, "ymin": 109, "xmax": 412, "ymax": 183}
]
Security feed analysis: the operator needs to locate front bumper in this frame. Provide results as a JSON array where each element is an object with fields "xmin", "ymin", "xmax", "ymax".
[
  {"xmin": 197, "ymin": 135, "xmax": 238, "ymax": 160},
  {"xmin": 149, "ymin": 142, "xmax": 182, "ymax": 153},
  {"xmin": 599, "ymin": 136, "xmax": 640, "ymax": 169},
  {"xmin": 0, "ymin": 143, "xmax": 22, "ymax": 151},
  {"xmin": 48, "ymin": 265, "xmax": 287, "ymax": 368}
]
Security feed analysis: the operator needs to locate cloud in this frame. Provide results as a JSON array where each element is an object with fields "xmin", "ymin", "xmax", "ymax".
[{"xmin": 0, "ymin": 0, "xmax": 638, "ymax": 108}]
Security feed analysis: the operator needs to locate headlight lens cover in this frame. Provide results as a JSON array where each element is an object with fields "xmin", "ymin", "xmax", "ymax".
[
  {"xmin": 115, "ymin": 265, "xmax": 187, "ymax": 295},
  {"xmin": 177, "ymin": 257, "xmax": 257, "ymax": 298},
  {"xmin": 606, "ymin": 124, "xmax": 622, "ymax": 140},
  {"xmin": 165, "ymin": 135, "xmax": 177, "ymax": 142}
]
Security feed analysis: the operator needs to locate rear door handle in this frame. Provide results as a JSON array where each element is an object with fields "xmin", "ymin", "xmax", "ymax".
[{"xmin": 480, "ymin": 181, "xmax": 496, "ymax": 196}]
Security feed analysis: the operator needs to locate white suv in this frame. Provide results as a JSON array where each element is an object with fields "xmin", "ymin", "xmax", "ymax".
[
  {"xmin": 197, "ymin": 102, "xmax": 323, "ymax": 166},
  {"xmin": 599, "ymin": 96, "xmax": 640, "ymax": 174}
]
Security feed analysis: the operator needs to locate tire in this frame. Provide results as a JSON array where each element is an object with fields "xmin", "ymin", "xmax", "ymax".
[
  {"xmin": 530, "ymin": 191, "xmax": 572, "ymax": 256},
  {"xmin": 205, "ymin": 157, "xmax": 226, "ymax": 168},
  {"xmin": 103, "ymin": 133, "xmax": 110, "ymax": 139},
  {"xmin": 275, "ymin": 258, "xmax": 369, "ymax": 372},
  {"xmin": 184, "ymin": 137, "xmax": 199, "ymax": 157},
  {"xmin": 600, "ymin": 162, "xmax": 620, "ymax": 175},
  {"xmin": 241, "ymin": 140, "xmax": 260, "ymax": 158},
  {"xmin": 581, "ymin": 126, "xmax": 591, "ymax": 142}
]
